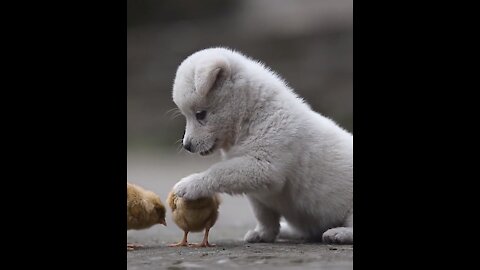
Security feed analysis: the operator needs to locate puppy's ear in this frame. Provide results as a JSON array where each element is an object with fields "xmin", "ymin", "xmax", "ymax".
[{"xmin": 194, "ymin": 57, "xmax": 230, "ymax": 96}]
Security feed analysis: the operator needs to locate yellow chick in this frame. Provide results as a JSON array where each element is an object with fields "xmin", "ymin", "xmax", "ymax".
[
  {"xmin": 127, "ymin": 182, "xmax": 166, "ymax": 250},
  {"xmin": 167, "ymin": 191, "xmax": 221, "ymax": 247}
]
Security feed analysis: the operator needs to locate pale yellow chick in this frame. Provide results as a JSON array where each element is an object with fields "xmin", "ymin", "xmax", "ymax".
[
  {"xmin": 167, "ymin": 191, "xmax": 221, "ymax": 247},
  {"xmin": 127, "ymin": 182, "xmax": 166, "ymax": 250}
]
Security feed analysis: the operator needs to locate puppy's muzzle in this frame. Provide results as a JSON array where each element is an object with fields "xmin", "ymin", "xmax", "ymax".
[{"xmin": 183, "ymin": 142, "xmax": 193, "ymax": 152}]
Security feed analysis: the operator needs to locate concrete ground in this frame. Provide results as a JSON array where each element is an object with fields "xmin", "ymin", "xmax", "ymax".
[{"xmin": 127, "ymin": 151, "xmax": 353, "ymax": 269}]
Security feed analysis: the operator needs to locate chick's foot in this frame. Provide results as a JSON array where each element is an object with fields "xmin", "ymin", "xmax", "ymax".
[
  {"xmin": 190, "ymin": 228, "xmax": 215, "ymax": 247},
  {"xmin": 168, "ymin": 241, "xmax": 189, "ymax": 247},
  {"xmin": 127, "ymin": 243, "xmax": 144, "ymax": 251},
  {"xmin": 168, "ymin": 231, "xmax": 189, "ymax": 247}
]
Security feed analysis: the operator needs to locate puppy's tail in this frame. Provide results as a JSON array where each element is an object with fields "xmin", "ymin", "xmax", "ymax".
[{"xmin": 278, "ymin": 221, "xmax": 306, "ymax": 240}]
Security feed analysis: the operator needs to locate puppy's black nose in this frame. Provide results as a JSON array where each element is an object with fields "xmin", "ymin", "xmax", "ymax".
[{"xmin": 183, "ymin": 142, "xmax": 192, "ymax": 152}]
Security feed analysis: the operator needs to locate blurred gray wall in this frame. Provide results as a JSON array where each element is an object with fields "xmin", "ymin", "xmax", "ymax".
[{"xmin": 127, "ymin": 0, "xmax": 353, "ymax": 151}]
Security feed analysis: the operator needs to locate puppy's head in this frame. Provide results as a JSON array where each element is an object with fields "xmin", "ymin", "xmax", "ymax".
[{"xmin": 172, "ymin": 49, "xmax": 237, "ymax": 156}]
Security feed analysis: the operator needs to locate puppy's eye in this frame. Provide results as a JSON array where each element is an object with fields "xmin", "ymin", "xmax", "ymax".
[{"xmin": 195, "ymin": 110, "xmax": 207, "ymax": 121}]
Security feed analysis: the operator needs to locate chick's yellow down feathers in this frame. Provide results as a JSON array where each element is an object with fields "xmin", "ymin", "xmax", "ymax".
[
  {"xmin": 127, "ymin": 183, "xmax": 166, "ymax": 250},
  {"xmin": 167, "ymin": 191, "xmax": 221, "ymax": 247},
  {"xmin": 127, "ymin": 183, "xmax": 166, "ymax": 229}
]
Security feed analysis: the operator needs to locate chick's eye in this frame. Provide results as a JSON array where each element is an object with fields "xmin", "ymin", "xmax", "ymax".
[{"xmin": 195, "ymin": 110, "xmax": 207, "ymax": 121}]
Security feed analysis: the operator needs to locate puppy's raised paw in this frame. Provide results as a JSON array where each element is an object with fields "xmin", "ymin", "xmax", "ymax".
[
  {"xmin": 322, "ymin": 227, "xmax": 353, "ymax": 245},
  {"xmin": 173, "ymin": 173, "xmax": 211, "ymax": 200}
]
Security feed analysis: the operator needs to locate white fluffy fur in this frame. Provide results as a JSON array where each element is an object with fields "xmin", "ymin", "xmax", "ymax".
[{"xmin": 171, "ymin": 48, "xmax": 353, "ymax": 244}]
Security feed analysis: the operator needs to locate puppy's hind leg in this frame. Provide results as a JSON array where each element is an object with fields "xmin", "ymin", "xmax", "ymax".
[
  {"xmin": 244, "ymin": 197, "xmax": 280, "ymax": 243},
  {"xmin": 322, "ymin": 211, "xmax": 353, "ymax": 244}
]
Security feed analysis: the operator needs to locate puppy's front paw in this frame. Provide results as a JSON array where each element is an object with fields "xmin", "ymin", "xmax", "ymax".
[
  {"xmin": 322, "ymin": 227, "xmax": 353, "ymax": 245},
  {"xmin": 173, "ymin": 173, "xmax": 211, "ymax": 200},
  {"xmin": 244, "ymin": 229, "xmax": 277, "ymax": 243}
]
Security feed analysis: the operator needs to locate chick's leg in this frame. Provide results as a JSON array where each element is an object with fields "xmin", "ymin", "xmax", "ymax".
[
  {"xmin": 168, "ymin": 231, "xmax": 189, "ymax": 247},
  {"xmin": 189, "ymin": 227, "xmax": 216, "ymax": 247}
]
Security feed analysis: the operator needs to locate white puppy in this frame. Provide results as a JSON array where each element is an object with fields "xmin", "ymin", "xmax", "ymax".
[{"xmin": 171, "ymin": 48, "xmax": 353, "ymax": 244}]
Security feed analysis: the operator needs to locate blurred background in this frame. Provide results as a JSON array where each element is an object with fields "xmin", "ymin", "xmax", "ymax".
[{"xmin": 127, "ymin": 0, "xmax": 352, "ymax": 244}]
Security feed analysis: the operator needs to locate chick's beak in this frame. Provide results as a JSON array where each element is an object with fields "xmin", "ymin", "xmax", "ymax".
[{"xmin": 160, "ymin": 219, "xmax": 167, "ymax": 226}]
